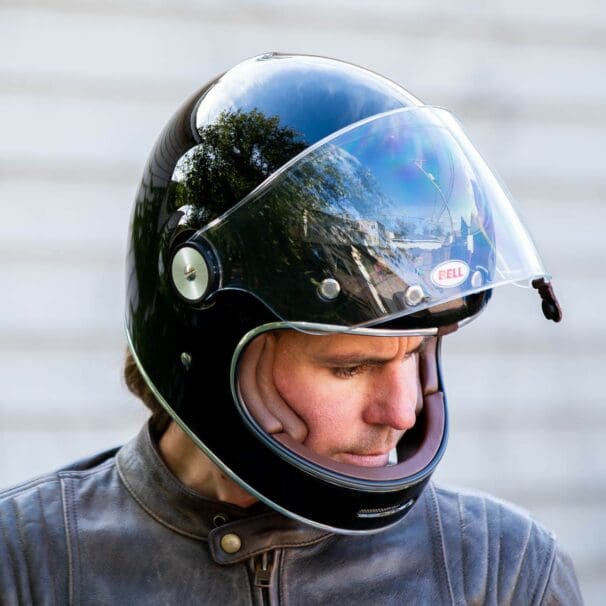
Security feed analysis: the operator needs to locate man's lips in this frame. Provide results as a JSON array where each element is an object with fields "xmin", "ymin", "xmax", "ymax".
[{"xmin": 336, "ymin": 451, "xmax": 391, "ymax": 467}]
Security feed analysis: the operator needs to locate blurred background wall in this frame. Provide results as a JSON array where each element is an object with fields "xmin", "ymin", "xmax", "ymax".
[{"xmin": 1, "ymin": 0, "xmax": 604, "ymax": 602}]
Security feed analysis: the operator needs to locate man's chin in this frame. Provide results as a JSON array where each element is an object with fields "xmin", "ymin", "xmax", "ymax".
[{"xmin": 334, "ymin": 452, "xmax": 390, "ymax": 468}]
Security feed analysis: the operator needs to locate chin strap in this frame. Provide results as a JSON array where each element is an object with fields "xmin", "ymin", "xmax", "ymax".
[{"xmin": 532, "ymin": 278, "xmax": 563, "ymax": 323}]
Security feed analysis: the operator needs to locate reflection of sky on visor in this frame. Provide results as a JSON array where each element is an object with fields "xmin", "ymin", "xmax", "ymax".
[{"xmin": 337, "ymin": 119, "xmax": 477, "ymax": 236}]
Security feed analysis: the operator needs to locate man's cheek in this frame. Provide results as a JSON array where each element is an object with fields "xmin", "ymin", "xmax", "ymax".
[{"xmin": 272, "ymin": 370, "xmax": 300, "ymax": 407}]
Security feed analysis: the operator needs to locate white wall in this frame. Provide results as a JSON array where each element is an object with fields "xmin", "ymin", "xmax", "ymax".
[{"xmin": 1, "ymin": 1, "xmax": 604, "ymax": 602}]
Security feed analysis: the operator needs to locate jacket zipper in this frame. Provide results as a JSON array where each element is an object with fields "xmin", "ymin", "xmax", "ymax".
[{"xmin": 253, "ymin": 550, "xmax": 275, "ymax": 605}]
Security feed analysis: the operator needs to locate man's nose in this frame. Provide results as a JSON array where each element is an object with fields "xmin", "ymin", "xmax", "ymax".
[{"xmin": 362, "ymin": 362, "xmax": 419, "ymax": 431}]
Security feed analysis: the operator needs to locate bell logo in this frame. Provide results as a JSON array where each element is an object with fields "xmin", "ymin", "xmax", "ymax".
[{"xmin": 431, "ymin": 260, "xmax": 470, "ymax": 288}]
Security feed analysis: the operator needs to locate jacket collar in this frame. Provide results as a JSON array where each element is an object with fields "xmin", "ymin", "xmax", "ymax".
[{"xmin": 116, "ymin": 420, "xmax": 331, "ymax": 561}]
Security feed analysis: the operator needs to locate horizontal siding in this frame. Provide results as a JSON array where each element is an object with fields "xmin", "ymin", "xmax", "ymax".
[
  {"xmin": 0, "ymin": 413, "xmax": 148, "ymax": 488},
  {"xmin": 0, "ymin": 349, "xmax": 133, "ymax": 415},
  {"xmin": 1, "ymin": 2, "xmax": 603, "ymax": 602},
  {"xmin": 436, "ymin": 426, "xmax": 605, "ymax": 502},
  {"xmin": 3, "ymin": 1, "xmax": 606, "ymax": 37},
  {"xmin": 0, "ymin": 347, "xmax": 602, "ymax": 424},
  {"xmin": 2, "ymin": 267, "xmax": 600, "ymax": 346},
  {"xmin": 2, "ymin": 8, "xmax": 606, "ymax": 98},
  {"xmin": 0, "ymin": 262, "xmax": 124, "ymax": 340},
  {"xmin": 1, "ymin": 179, "xmax": 603, "ymax": 265},
  {"xmin": 0, "ymin": 180, "xmax": 133, "ymax": 252},
  {"xmin": 3, "ymin": 92, "xmax": 605, "ymax": 183}
]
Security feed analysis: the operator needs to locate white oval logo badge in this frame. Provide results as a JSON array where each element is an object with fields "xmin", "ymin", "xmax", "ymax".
[{"xmin": 431, "ymin": 260, "xmax": 470, "ymax": 288}]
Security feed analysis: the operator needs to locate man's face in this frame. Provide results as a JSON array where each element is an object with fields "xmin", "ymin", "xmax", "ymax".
[{"xmin": 239, "ymin": 331, "xmax": 424, "ymax": 468}]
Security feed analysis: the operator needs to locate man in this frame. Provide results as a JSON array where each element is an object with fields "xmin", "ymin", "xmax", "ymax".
[{"xmin": 1, "ymin": 53, "xmax": 582, "ymax": 604}]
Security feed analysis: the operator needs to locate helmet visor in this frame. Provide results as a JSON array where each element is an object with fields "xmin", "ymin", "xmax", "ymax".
[{"xmin": 198, "ymin": 106, "xmax": 546, "ymax": 326}]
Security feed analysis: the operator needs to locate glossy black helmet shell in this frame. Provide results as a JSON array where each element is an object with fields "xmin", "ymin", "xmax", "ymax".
[{"xmin": 126, "ymin": 53, "xmax": 498, "ymax": 532}]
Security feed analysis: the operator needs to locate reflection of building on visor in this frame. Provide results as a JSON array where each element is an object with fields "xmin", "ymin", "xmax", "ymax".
[{"xmin": 197, "ymin": 107, "xmax": 549, "ymax": 325}]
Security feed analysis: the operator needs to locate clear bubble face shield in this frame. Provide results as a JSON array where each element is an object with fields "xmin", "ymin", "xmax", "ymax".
[{"xmin": 186, "ymin": 106, "xmax": 548, "ymax": 327}]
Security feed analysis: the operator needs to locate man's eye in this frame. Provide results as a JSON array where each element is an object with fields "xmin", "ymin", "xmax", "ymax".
[{"xmin": 331, "ymin": 365, "xmax": 367, "ymax": 378}]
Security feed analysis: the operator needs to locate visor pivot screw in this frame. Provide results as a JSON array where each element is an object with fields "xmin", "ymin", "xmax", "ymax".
[
  {"xmin": 180, "ymin": 352, "xmax": 192, "ymax": 370},
  {"xmin": 318, "ymin": 278, "xmax": 341, "ymax": 301},
  {"xmin": 184, "ymin": 265, "xmax": 196, "ymax": 281},
  {"xmin": 470, "ymin": 270, "xmax": 483, "ymax": 289},
  {"xmin": 404, "ymin": 285, "xmax": 425, "ymax": 307},
  {"xmin": 171, "ymin": 245, "xmax": 210, "ymax": 302}
]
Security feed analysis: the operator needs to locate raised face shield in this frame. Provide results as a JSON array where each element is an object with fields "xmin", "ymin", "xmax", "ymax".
[{"xmin": 175, "ymin": 106, "xmax": 548, "ymax": 327}]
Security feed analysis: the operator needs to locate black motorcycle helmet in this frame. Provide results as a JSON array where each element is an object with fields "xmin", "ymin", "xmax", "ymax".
[{"xmin": 126, "ymin": 53, "xmax": 560, "ymax": 533}]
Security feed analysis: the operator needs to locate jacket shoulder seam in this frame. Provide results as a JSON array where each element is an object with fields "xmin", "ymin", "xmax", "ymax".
[
  {"xmin": 530, "ymin": 524, "xmax": 557, "ymax": 605},
  {"xmin": 35, "ymin": 486, "xmax": 59, "ymax": 603},
  {"xmin": 504, "ymin": 502, "xmax": 534, "ymax": 601},
  {"xmin": 0, "ymin": 475, "xmax": 62, "ymax": 502},
  {"xmin": 0, "ymin": 457, "xmax": 117, "ymax": 503},
  {"xmin": 61, "ymin": 475, "xmax": 83, "ymax": 606},
  {"xmin": 428, "ymin": 483, "xmax": 456, "ymax": 604},
  {"xmin": 12, "ymin": 496, "xmax": 35, "ymax": 604},
  {"xmin": 57, "ymin": 457, "xmax": 116, "ymax": 480}
]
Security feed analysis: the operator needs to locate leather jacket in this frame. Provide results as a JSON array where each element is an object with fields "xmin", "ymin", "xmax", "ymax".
[{"xmin": 0, "ymin": 421, "xmax": 583, "ymax": 605}]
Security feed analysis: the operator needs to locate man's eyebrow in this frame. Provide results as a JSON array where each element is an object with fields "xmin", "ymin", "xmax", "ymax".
[
  {"xmin": 313, "ymin": 353, "xmax": 391, "ymax": 365},
  {"xmin": 312, "ymin": 337, "xmax": 427, "ymax": 365}
]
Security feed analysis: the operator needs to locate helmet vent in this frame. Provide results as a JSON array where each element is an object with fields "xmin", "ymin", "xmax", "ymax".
[{"xmin": 357, "ymin": 498, "xmax": 415, "ymax": 519}]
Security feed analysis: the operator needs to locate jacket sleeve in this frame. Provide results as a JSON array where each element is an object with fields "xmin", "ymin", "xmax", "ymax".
[
  {"xmin": 0, "ymin": 476, "xmax": 70, "ymax": 606},
  {"xmin": 539, "ymin": 547, "xmax": 584, "ymax": 606},
  {"xmin": 0, "ymin": 511, "xmax": 22, "ymax": 606},
  {"xmin": 430, "ymin": 484, "xmax": 584, "ymax": 606}
]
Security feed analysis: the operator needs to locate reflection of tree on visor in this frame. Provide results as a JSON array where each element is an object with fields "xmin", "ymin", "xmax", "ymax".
[{"xmin": 184, "ymin": 106, "xmax": 546, "ymax": 328}]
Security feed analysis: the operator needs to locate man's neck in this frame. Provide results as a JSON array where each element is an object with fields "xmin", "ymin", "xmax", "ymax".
[{"xmin": 158, "ymin": 421, "xmax": 258, "ymax": 508}]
